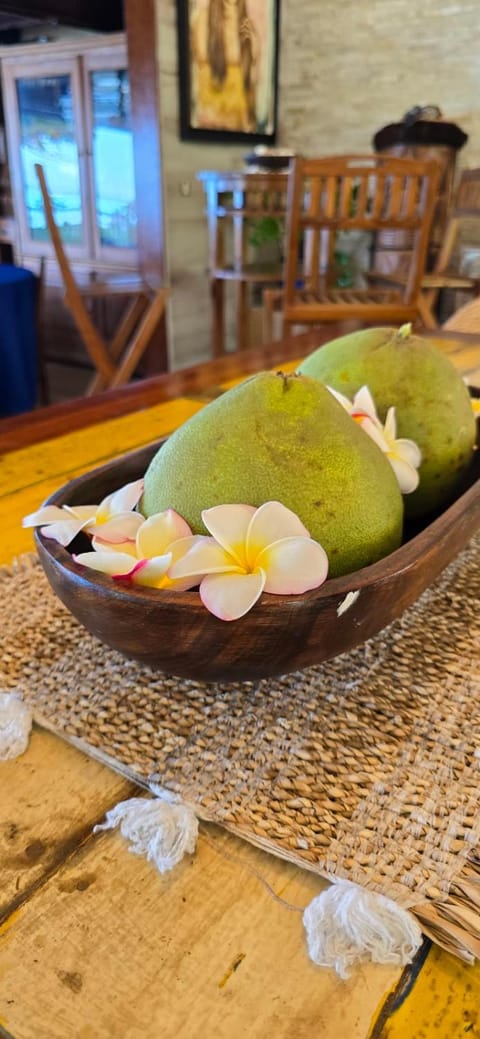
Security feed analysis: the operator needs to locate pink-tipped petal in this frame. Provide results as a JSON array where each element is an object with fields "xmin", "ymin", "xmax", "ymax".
[
  {"xmin": 130, "ymin": 554, "xmax": 173, "ymax": 587},
  {"xmin": 389, "ymin": 457, "xmax": 420, "ymax": 495},
  {"xmin": 201, "ymin": 504, "xmax": 255, "ymax": 566},
  {"xmin": 96, "ymin": 479, "xmax": 144, "ymax": 521},
  {"xmin": 73, "ymin": 550, "xmax": 137, "ymax": 576},
  {"xmin": 87, "ymin": 512, "xmax": 144, "ymax": 543},
  {"xmin": 41, "ymin": 517, "xmax": 90, "ymax": 546},
  {"xmin": 200, "ymin": 570, "xmax": 266, "ymax": 621},
  {"xmin": 136, "ymin": 510, "xmax": 192, "ymax": 559},
  {"xmin": 246, "ymin": 501, "xmax": 310, "ymax": 568},
  {"xmin": 257, "ymin": 536, "xmax": 329, "ymax": 594},
  {"xmin": 22, "ymin": 505, "xmax": 69, "ymax": 528},
  {"xmin": 353, "ymin": 385, "xmax": 378, "ymax": 421},
  {"xmin": 169, "ymin": 536, "xmax": 240, "ymax": 580}
]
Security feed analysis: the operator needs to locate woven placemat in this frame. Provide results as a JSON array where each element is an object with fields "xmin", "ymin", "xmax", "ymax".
[{"xmin": 2, "ymin": 536, "xmax": 480, "ymax": 961}]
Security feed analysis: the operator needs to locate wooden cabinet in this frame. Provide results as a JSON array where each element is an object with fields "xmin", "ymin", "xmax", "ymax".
[{"xmin": 0, "ymin": 33, "xmax": 138, "ymax": 275}]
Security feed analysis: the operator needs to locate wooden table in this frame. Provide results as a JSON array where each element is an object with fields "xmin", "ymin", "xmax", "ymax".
[{"xmin": 1, "ymin": 326, "xmax": 480, "ymax": 1039}]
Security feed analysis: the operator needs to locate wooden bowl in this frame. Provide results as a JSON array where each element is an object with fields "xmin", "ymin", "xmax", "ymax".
[{"xmin": 35, "ymin": 437, "xmax": 480, "ymax": 683}]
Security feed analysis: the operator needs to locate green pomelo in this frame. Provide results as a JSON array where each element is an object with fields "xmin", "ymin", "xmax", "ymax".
[
  {"xmin": 141, "ymin": 371, "xmax": 403, "ymax": 578},
  {"xmin": 298, "ymin": 325, "xmax": 477, "ymax": 518}
]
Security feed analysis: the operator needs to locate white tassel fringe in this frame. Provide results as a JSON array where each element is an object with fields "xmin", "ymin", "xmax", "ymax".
[
  {"xmin": 94, "ymin": 788, "xmax": 198, "ymax": 873},
  {"xmin": 303, "ymin": 878, "xmax": 423, "ymax": 979},
  {"xmin": 0, "ymin": 690, "xmax": 32, "ymax": 760}
]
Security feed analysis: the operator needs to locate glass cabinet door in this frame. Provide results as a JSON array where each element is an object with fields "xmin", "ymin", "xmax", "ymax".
[
  {"xmin": 84, "ymin": 45, "xmax": 138, "ymax": 264},
  {"xmin": 16, "ymin": 73, "xmax": 83, "ymax": 246},
  {"xmin": 89, "ymin": 68, "xmax": 137, "ymax": 251},
  {"xmin": 2, "ymin": 56, "xmax": 90, "ymax": 258}
]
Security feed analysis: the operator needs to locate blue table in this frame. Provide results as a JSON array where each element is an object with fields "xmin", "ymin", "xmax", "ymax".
[{"xmin": 0, "ymin": 264, "xmax": 38, "ymax": 418}]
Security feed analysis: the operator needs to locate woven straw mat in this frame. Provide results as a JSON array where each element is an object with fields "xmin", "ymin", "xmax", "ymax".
[{"xmin": 2, "ymin": 536, "xmax": 480, "ymax": 961}]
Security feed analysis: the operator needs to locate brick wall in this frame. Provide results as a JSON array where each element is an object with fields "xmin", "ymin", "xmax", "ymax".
[{"xmin": 157, "ymin": 0, "xmax": 478, "ymax": 368}]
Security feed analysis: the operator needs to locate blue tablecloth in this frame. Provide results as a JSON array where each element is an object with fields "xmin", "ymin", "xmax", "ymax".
[{"xmin": 0, "ymin": 264, "xmax": 38, "ymax": 418}]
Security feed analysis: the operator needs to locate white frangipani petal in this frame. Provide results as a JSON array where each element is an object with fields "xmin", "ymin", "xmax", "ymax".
[
  {"xmin": 136, "ymin": 510, "xmax": 192, "ymax": 559},
  {"xmin": 246, "ymin": 501, "xmax": 310, "ymax": 567},
  {"xmin": 256, "ymin": 536, "xmax": 329, "ymax": 594},
  {"xmin": 327, "ymin": 386, "xmax": 353, "ymax": 411},
  {"xmin": 389, "ymin": 457, "xmax": 420, "ymax": 494},
  {"xmin": 91, "ymin": 536, "xmax": 138, "ymax": 557},
  {"xmin": 127, "ymin": 554, "xmax": 173, "ymax": 586},
  {"xmin": 73, "ymin": 550, "xmax": 139, "ymax": 576},
  {"xmin": 64, "ymin": 504, "xmax": 100, "ymax": 522},
  {"xmin": 358, "ymin": 416, "xmax": 390, "ymax": 453},
  {"xmin": 395, "ymin": 438, "xmax": 422, "ymax": 468},
  {"xmin": 41, "ymin": 517, "xmax": 91, "ymax": 546},
  {"xmin": 22, "ymin": 505, "xmax": 76, "ymax": 527},
  {"xmin": 88, "ymin": 512, "xmax": 144, "ymax": 544},
  {"xmin": 352, "ymin": 385, "xmax": 378, "ymax": 420},
  {"xmin": 200, "ymin": 570, "xmax": 266, "ymax": 621},
  {"xmin": 201, "ymin": 504, "xmax": 256, "ymax": 567},
  {"xmin": 96, "ymin": 479, "xmax": 144, "ymax": 521},
  {"xmin": 169, "ymin": 537, "xmax": 241, "ymax": 580}
]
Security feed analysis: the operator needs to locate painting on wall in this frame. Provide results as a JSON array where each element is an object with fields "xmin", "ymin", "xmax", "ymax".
[{"xmin": 176, "ymin": 0, "xmax": 280, "ymax": 143}]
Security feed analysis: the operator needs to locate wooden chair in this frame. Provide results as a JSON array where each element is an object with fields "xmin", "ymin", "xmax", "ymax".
[
  {"xmin": 263, "ymin": 154, "xmax": 440, "ymax": 340},
  {"xmin": 417, "ymin": 167, "xmax": 480, "ymax": 329},
  {"xmin": 35, "ymin": 164, "xmax": 169, "ymax": 395}
]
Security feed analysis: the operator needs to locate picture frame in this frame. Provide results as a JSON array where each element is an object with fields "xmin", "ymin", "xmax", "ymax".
[{"xmin": 176, "ymin": 0, "xmax": 280, "ymax": 144}]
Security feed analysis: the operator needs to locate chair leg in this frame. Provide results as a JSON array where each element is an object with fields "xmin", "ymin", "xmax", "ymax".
[
  {"xmin": 263, "ymin": 288, "xmax": 282, "ymax": 343},
  {"xmin": 211, "ymin": 278, "xmax": 224, "ymax": 358},
  {"xmin": 237, "ymin": 281, "xmax": 248, "ymax": 350},
  {"xmin": 108, "ymin": 289, "xmax": 169, "ymax": 389},
  {"xmin": 417, "ymin": 291, "xmax": 439, "ymax": 330},
  {"xmin": 87, "ymin": 294, "xmax": 149, "ymax": 396}
]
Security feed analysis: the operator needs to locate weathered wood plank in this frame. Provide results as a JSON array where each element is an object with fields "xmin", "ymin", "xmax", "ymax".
[
  {"xmin": 0, "ymin": 729, "xmax": 136, "ymax": 920},
  {"xmin": 0, "ymin": 819, "xmax": 400, "ymax": 1039}
]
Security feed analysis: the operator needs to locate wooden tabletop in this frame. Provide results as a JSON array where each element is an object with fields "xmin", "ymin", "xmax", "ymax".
[{"xmin": 1, "ymin": 326, "xmax": 480, "ymax": 1039}]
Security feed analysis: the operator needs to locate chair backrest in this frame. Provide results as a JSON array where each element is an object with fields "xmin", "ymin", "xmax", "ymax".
[
  {"xmin": 34, "ymin": 163, "xmax": 115, "ymax": 382},
  {"xmin": 283, "ymin": 154, "xmax": 440, "ymax": 308}
]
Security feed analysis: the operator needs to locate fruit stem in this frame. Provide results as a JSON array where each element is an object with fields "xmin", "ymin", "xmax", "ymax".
[{"xmin": 397, "ymin": 323, "xmax": 412, "ymax": 340}]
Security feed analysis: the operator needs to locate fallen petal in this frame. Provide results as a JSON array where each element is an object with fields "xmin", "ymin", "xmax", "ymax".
[
  {"xmin": 246, "ymin": 501, "xmax": 310, "ymax": 568},
  {"xmin": 256, "ymin": 537, "xmax": 329, "ymax": 594},
  {"xmin": 337, "ymin": 589, "xmax": 360, "ymax": 617},
  {"xmin": 200, "ymin": 569, "xmax": 266, "ymax": 620},
  {"xmin": 136, "ymin": 510, "xmax": 192, "ymax": 559},
  {"xmin": 201, "ymin": 504, "xmax": 256, "ymax": 567}
]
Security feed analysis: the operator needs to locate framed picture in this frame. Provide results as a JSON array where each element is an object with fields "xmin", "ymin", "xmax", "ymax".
[{"xmin": 176, "ymin": 0, "xmax": 280, "ymax": 143}]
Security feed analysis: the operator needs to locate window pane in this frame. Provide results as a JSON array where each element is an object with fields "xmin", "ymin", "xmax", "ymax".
[
  {"xmin": 16, "ymin": 75, "xmax": 84, "ymax": 245},
  {"xmin": 90, "ymin": 69, "xmax": 137, "ymax": 249}
]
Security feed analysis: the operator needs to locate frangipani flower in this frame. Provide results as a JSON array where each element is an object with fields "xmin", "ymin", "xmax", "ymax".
[
  {"xmin": 22, "ymin": 479, "xmax": 145, "ymax": 549},
  {"xmin": 328, "ymin": 385, "xmax": 422, "ymax": 494},
  {"xmin": 169, "ymin": 501, "xmax": 329, "ymax": 621},
  {"xmin": 74, "ymin": 509, "xmax": 202, "ymax": 591}
]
